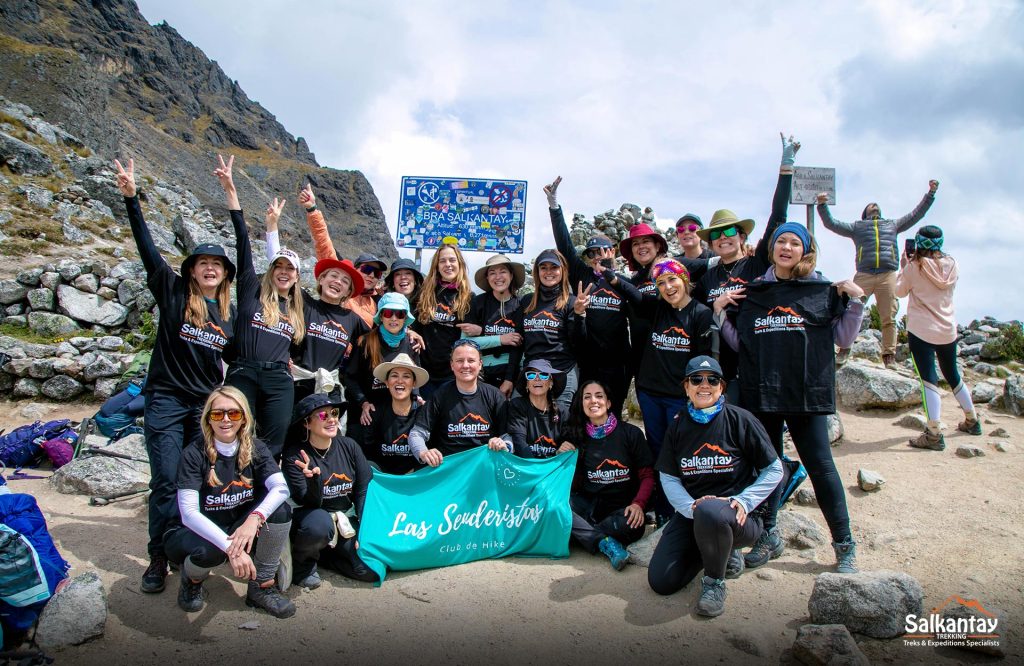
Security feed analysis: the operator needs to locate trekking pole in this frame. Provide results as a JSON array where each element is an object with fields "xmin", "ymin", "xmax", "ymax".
[{"xmin": 81, "ymin": 448, "xmax": 149, "ymax": 464}]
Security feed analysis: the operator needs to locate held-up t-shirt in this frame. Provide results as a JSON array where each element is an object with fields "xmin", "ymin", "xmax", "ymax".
[
  {"xmin": 364, "ymin": 402, "xmax": 423, "ymax": 474},
  {"xmin": 282, "ymin": 436, "xmax": 372, "ymax": 516},
  {"xmin": 657, "ymin": 404, "xmax": 777, "ymax": 505},
  {"xmin": 296, "ymin": 297, "xmax": 369, "ymax": 374},
  {"xmin": 176, "ymin": 439, "xmax": 279, "ymax": 529},
  {"xmin": 574, "ymin": 422, "xmax": 655, "ymax": 509},
  {"xmin": 415, "ymin": 382, "xmax": 509, "ymax": 456},
  {"xmin": 508, "ymin": 396, "xmax": 567, "ymax": 459}
]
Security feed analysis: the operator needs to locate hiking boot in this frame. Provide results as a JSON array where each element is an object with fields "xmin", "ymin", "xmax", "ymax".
[
  {"xmin": 833, "ymin": 539, "xmax": 858, "ymax": 574},
  {"xmin": 141, "ymin": 554, "xmax": 168, "ymax": 593},
  {"xmin": 882, "ymin": 353, "xmax": 896, "ymax": 369},
  {"xmin": 696, "ymin": 576, "xmax": 727, "ymax": 617},
  {"xmin": 598, "ymin": 536, "xmax": 630, "ymax": 571},
  {"xmin": 177, "ymin": 575, "xmax": 206, "ymax": 613},
  {"xmin": 245, "ymin": 580, "xmax": 296, "ymax": 619},
  {"xmin": 294, "ymin": 565, "xmax": 322, "ymax": 590},
  {"xmin": 909, "ymin": 430, "xmax": 945, "ymax": 451},
  {"xmin": 957, "ymin": 418, "xmax": 982, "ymax": 436},
  {"xmin": 744, "ymin": 527, "xmax": 783, "ymax": 569},
  {"xmin": 835, "ymin": 348, "xmax": 851, "ymax": 366},
  {"xmin": 725, "ymin": 549, "xmax": 745, "ymax": 579}
]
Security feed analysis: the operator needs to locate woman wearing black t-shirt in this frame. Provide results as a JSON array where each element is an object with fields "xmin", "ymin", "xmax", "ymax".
[
  {"xmin": 648, "ymin": 356, "xmax": 782, "ymax": 618},
  {"xmin": 364, "ymin": 353, "xmax": 429, "ymax": 474},
  {"xmin": 561, "ymin": 380, "xmax": 655, "ymax": 571},
  {"xmin": 283, "ymin": 394, "xmax": 377, "ymax": 587},
  {"xmin": 164, "ymin": 386, "xmax": 294, "ymax": 618},
  {"xmin": 414, "ymin": 243, "xmax": 473, "ymax": 398},
  {"xmin": 116, "ymin": 159, "xmax": 236, "ymax": 595},
  {"xmin": 459, "ymin": 254, "xmax": 525, "ymax": 396},
  {"xmin": 508, "ymin": 360, "xmax": 568, "ymax": 459}
]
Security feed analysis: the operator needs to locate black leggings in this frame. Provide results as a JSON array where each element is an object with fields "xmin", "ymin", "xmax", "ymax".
[
  {"xmin": 648, "ymin": 499, "xmax": 762, "ymax": 594},
  {"xmin": 569, "ymin": 493, "xmax": 644, "ymax": 553},
  {"xmin": 165, "ymin": 503, "xmax": 291, "ymax": 570},
  {"xmin": 290, "ymin": 507, "xmax": 378, "ymax": 583},
  {"xmin": 755, "ymin": 412, "xmax": 851, "ymax": 543},
  {"xmin": 225, "ymin": 359, "xmax": 294, "ymax": 461},
  {"xmin": 908, "ymin": 332, "xmax": 961, "ymax": 388}
]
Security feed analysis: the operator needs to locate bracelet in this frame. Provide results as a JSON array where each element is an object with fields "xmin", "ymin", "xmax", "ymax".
[
  {"xmin": 250, "ymin": 510, "xmax": 267, "ymax": 527},
  {"xmin": 305, "ymin": 205, "xmax": 317, "ymax": 213}
]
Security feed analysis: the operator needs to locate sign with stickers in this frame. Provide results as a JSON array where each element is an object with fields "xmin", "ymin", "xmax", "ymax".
[
  {"xmin": 395, "ymin": 176, "xmax": 528, "ymax": 253},
  {"xmin": 357, "ymin": 447, "xmax": 575, "ymax": 583}
]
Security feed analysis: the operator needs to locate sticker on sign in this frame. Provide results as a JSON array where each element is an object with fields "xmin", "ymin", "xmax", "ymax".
[{"xmin": 791, "ymin": 166, "xmax": 836, "ymax": 205}]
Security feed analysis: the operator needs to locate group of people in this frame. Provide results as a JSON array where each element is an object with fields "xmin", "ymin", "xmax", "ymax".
[{"xmin": 115, "ymin": 130, "xmax": 980, "ymax": 620}]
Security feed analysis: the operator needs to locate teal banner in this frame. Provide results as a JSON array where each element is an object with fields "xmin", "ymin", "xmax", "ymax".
[{"xmin": 358, "ymin": 447, "xmax": 576, "ymax": 582}]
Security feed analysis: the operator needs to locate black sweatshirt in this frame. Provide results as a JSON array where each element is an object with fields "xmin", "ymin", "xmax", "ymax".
[
  {"xmin": 125, "ymin": 196, "xmax": 234, "ymax": 400},
  {"xmin": 343, "ymin": 334, "xmax": 420, "ymax": 407},
  {"xmin": 507, "ymin": 396, "xmax": 568, "ymax": 458},
  {"xmin": 295, "ymin": 297, "xmax": 369, "ymax": 374},
  {"xmin": 364, "ymin": 401, "xmax": 422, "ymax": 474},
  {"xmin": 282, "ymin": 435, "xmax": 372, "ymax": 517},
  {"xmin": 415, "ymin": 381, "xmax": 510, "ymax": 457},
  {"xmin": 510, "ymin": 288, "xmax": 586, "ymax": 373},
  {"xmin": 228, "ymin": 210, "xmax": 293, "ymax": 364},
  {"xmin": 412, "ymin": 286, "xmax": 464, "ymax": 381}
]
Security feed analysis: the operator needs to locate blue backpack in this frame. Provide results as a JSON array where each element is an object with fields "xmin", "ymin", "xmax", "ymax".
[{"xmin": 0, "ymin": 420, "xmax": 73, "ymax": 468}]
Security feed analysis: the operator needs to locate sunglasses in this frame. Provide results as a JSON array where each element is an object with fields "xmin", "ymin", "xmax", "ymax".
[
  {"xmin": 358, "ymin": 265, "xmax": 383, "ymax": 277},
  {"xmin": 209, "ymin": 409, "xmax": 243, "ymax": 422},
  {"xmin": 708, "ymin": 226, "xmax": 740, "ymax": 241},
  {"xmin": 687, "ymin": 375, "xmax": 722, "ymax": 387},
  {"xmin": 451, "ymin": 339, "xmax": 480, "ymax": 351},
  {"xmin": 380, "ymin": 308, "xmax": 407, "ymax": 319},
  {"xmin": 676, "ymin": 224, "xmax": 701, "ymax": 234},
  {"xmin": 524, "ymin": 371, "xmax": 551, "ymax": 381},
  {"xmin": 313, "ymin": 408, "xmax": 341, "ymax": 422}
]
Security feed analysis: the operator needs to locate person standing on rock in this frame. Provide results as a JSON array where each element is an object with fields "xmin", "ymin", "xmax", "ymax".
[
  {"xmin": 816, "ymin": 180, "xmax": 939, "ymax": 368},
  {"xmin": 716, "ymin": 222, "xmax": 865, "ymax": 574},
  {"xmin": 216, "ymin": 155, "xmax": 303, "ymax": 461},
  {"xmin": 115, "ymin": 158, "xmax": 236, "ymax": 595},
  {"xmin": 896, "ymin": 225, "xmax": 981, "ymax": 450},
  {"xmin": 648, "ymin": 356, "xmax": 782, "ymax": 618}
]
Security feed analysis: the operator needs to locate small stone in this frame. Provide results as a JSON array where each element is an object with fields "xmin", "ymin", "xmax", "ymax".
[
  {"xmin": 93, "ymin": 377, "xmax": 119, "ymax": 399},
  {"xmin": 626, "ymin": 523, "xmax": 664, "ymax": 568},
  {"xmin": 955, "ymin": 445, "xmax": 985, "ymax": 458},
  {"xmin": 857, "ymin": 469, "xmax": 885, "ymax": 492},
  {"xmin": 0, "ymin": 279, "xmax": 29, "ymax": 305},
  {"xmin": 893, "ymin": 413, "xmax": 927, "ymax": 429},
  {"xmin": 994, "ymin": 441, "xmax": 1010, "ymax": 453},
  {"xmin": 28, "ymin": 312, "xmax": 81, "ymax": 337},
  {"xmin": 35, "ymin": 572, "xmax": 107, "ymax": 648},
  {"xmin": 96, "ymin": 336, "xmax": 125, "ymax": 351},
  {"xmin": 55, "ymin": 259, "xmax": 83, "ymax": 282},
  {"xmin": 19, "ymin": 402, "xmax": 50, "ymax": 420},
  {"xmin": 971, "ymin": 382, "xmax": 998, "ymax": 404},
  {"xmin": 72, "ymin": 273, "xmax": 99, "ymax": 293},
  {"xmin": 827, "ymin": 413, "xmax": 843, "ymax": 444},
  {"xmin": 756, "ymin": 570, "xmax": 777, "ymax": 581},
  {"xmin": 41, "ymin": 374, "xmax": 85, "ymax": 400},
  {"xmin": 27, "ymin": 287, "xmax": 56, "ymax": 311},
  {"xmin": 795, "ymin": 488, "xmax": 818, "ymax": 507},
  {"xmin": 973, "ymin": 362, "xmax": 997, "ymax": 376},
  {"xmin": 778, "ymin": 510, "xmax": 828, "ymax": 549},
  {"xmin": 13, "ymin": 377, "xmax": 42, "ymax": 398},
  {"xmin": 16, "ymin": 268, "xmax": 44, "ymax": 286},
  {"xmin": 792, "ymin": 624, "xmax": 870, "ymax": 666},
  {"xmin": 238, "ymin": 620, "xmax": 261, "ymax": 630},
  {"xmin": 39, "ymin": 271, "xmax": 60, "ymax": 289},
  {"xmin": 96, "ymin": 286, "xmax": 118, "ymax": 300},
  {"xmin": 83, "ymin": 354, "xmax": 121, "ymax": 381},
  {"xmin": 989, "ymin": 427, "xmax": 1010, "ymax": 438},
  {"xmin": 29, "ymin": 357, "xmax": 56, "ymax": 379}
]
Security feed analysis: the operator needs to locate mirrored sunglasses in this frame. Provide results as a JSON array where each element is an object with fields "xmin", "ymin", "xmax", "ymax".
[
  {"xmin": 524, "ymin": 371, "xmax": 551, "ymax": 381},
  {"xmin": 358, "ymin": 265, "xmax": 383, "ymax": 277},
  {"xmin": 314, "ymin": 408, "xmax": 341, "ymax": 422},
  {"xmin": 708, "ymin": 226, "xmax": 740, "ymax": 241},
  {"xmin": 451, "ymin": 339, "xmax": 480, "ymax": 351},
  {"xmin": 686, "ymin": 374, "xmax": 722, "ymax": 387},
  {"xmin": 380, "ymin": 308, "xmax": 407, "ymax": 319},
  {"xmin": 676, "ymin": 224, "xmax": 701, "ymax": 233},
  {"xmin": 209, "ymin": 409, "xmax": 243, "ymax": 422}
]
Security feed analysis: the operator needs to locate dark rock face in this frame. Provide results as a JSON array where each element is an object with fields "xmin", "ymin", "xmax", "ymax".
[{"xmin": 0, "ymin": 0, "xmax": 392, "ymax": 261}]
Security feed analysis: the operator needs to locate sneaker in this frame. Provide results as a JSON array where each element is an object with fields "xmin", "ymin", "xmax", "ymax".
[
  {"xmin": 833, "ymin": 539, "xmax": 858, "ymax": 574},
  {"xmin": 246, "ymin": 581, "xmax": 296, "ymax": 619},
  {"xmin": 177, "ymin": 575, "xmax": 206, "ymax": 613},
  {"xmin": 597, "ymin": 536, "xmax": 629, "ymax": 571},
  {"xmin": 909, "ymin": 431, "xmax": 945, "ymax": 451},
  {"xmin": 141, "ymin": 554, "xmax": 168, "ymax": 594},
  {"xmin": 294, "ymin": 565, "xmax": 322, "ymax": 590},
  {"xmin": 882, "ymin": 353, "xmax": 896, "ymax": 369},
  {"xmin": 725, "ymin": 549, "xmax": 745, "ymax": 579},
  {"xmin": 835, "ymin": 348, "xmax": 851, "ymax": 366},
  {"xmin": 957, "ymin": 419, "xmax": 982, "ymax": 436},
  {"xmin": 696, "ymin": 576, "xmax": 727, "ymax": 617},
  {"xmin": 744, "ymin": 527, "xmax": 783, "ymax": 569}
]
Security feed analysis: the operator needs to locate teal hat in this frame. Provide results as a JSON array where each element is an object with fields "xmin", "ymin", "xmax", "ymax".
[{"xmin": 374, "ymin": 292, "xmax": 414, "ymax": 327}]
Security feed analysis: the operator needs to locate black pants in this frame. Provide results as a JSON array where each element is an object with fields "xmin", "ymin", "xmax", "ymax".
[
  {"xmin": 144, "ymin": 391, "xmax": 205, "ymax": 557},
  {"xmin": 569, "ymin": 493, "xmax": 644, "ymax": 553},
  {"xmin": 908, "ymin": 332, "xmax": 961, "ymax": 387},
  {"xmin": 755, "ymin": 412, "xmax": 851, "ymax": 543},
  {"xmin": 290, "ymin": 507, "xmax": 378, "ymax": 583},
  {"xmin": 165, "ymin": 503, "xmax": 292, "ymax": 569},
  {"xmin": 579, "ymin": 359, "xmax": 629, "ymax": 418},
  {"xmin": 226, "ymin": 359, "xmax": 294, "ymax": 461},
  {"xmin": 648, "ymin": 499, "xmax": 762, "ymax": 594}
]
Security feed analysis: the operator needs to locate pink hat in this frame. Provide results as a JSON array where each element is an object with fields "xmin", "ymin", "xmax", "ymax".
[{"xmin": 618, "ymin": 223, "xmax": 668, "ymax": 271}]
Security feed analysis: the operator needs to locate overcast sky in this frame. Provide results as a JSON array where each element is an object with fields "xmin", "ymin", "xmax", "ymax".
[{"xmin": 134, "ymin": 0, "xmax": 1022, "ymax": 322}]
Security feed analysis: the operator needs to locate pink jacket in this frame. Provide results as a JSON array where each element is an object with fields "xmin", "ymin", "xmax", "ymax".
[{"xmin": 895, "ymin": 255, "xmax": 958, "ymax": 345}]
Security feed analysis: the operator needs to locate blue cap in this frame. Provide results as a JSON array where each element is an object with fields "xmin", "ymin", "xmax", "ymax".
[
  {"xmin": 770, "ymin": 222, "xmax": 813, "ymax": 253},
  {"xmin": 584, "ymin": 236, "xmax": 614, "ymax": 253},
  {"xmin": 684, "ymin": 355, "xmax": 723, "ymax": 378}
]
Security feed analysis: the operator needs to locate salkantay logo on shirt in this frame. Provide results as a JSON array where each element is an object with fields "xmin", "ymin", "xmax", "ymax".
[
  {"xmin": 251, "ymin": 310, "xmax": 295, "ymax": 340},
  {"xmin": 753, "ymin": 306, "xmax": 806, "ymax": 334},
  {"xmin": 588, "ymin": 287, "xmax": 622, "ymax": 312},
  {"xmin": 587, "ymin": 458, "xmax": 630, "ymax": 484},
  {"xmin": 706, "ymin": 276, "xmax": 748, "ymax": 302},
  {"xmin": 323, "ymin": 472, "xmax": 354, "ymax": 497},
  {"xmin": 652, "ymin": 325, "xmax": 691, "ymax": 352},
  {"xmin": 307, "ymin": 319, "xmax": 351, "ymax": 346},
  {"xmin": 447, "ymin": 412, "xmax": 491, "ymax": 438},
  {"xmin": 206, "ymin": 478, "xmax": 254, "ymax": 510},
  {"xmin": 638, "ymin": 280, "xmax": 657, "ymax": 296},
  {"xmin": 484, "ymin": 316, "xmax": 516, "ymax": 336},
  {"xmin": 382, "ymin": 433, "xmax": 413, "ymax": 456},
  {"xmin": 433, "ymin": 303, "xmax": 457, "ymax": 324},
  {"xmin": 679, "ymin": 443, "xmax": 736, "ymax": 476},
  {"xmin": 180, "ymin": 321, "xmax": 229, "ymax": 351},
  {"xmin": 523, "ymin": 310, "xmax": 561, "ymax": 331},
  {"xmin": 530, "ymin": 435, "xmax": 557, "ymax": 457}
]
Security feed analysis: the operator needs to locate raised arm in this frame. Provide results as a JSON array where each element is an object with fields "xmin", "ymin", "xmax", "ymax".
[
  {"xmin": 894, "ymin": 181, "xmax": 938, "ymax": 232},
  {"xmin": 815, "ymin": 193, "xmax": 857, "ymax": 238},
  {"xmin": 545, "ymin": 177, "xmax": 590, "ymax": 283},
  {"xmin": 214, "ymin": 155, "xmax": 255, "ymax": 292},
  {"xmin": 115, "ymin": 158, "xmax": 168, "ymax": 278},
  {"xmin": 298, "ymin": 183, "xmax": 338, "ymax": 261},
  {"xmin": 601, "ymin": 269, "xmax": 657, "ymax": 318},
  {"xmin": 754, "ymin": 133, "xmax": 798, "ymax": 266}
]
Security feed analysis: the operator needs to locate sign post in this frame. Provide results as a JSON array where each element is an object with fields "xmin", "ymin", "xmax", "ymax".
[{"xmin": 791, "ymin": 166, "xmax": 836, "ymax": 236}]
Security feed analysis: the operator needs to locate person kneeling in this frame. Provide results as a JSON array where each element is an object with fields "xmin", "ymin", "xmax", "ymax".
[
  {"xmin": 647, "ymin": 357, "xmax": 782, "ymax": 618},
  {"xmin": 283, "ymin": 394, "xmax": 377, "ymax": 588},
  {"xmin": 164, "ymin": 387, "xmax": 295, "ymax": 618}
]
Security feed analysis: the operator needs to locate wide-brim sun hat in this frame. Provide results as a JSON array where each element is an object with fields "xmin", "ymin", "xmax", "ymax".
[
  {"xmin": 618, "ymin": 223, "xmax": 669, "ymax": 270},
  {"xmin": 474, "ymin": 254, "xmax": 526, "ymax": 292},
  {"xmin": 372, "ymin": 352, "xmax": 430, "ymax": 388},
  {"xmin": 314, "ymin": 257, "xmax": 365, "ymax": 295},
  {"xmin": 181, "ymin": 243, "xmax": 237, "ymax": 282},
  {"xmin": 696, "ymin": 209, "xmax": 755, "ymax": 242},
  {"xmin": 515, "ymin": 359, "xmax": 567, "ymax": 399},
  {"xmin": 292, "ymin": 393, "xmax": 347, "ymax": 425},
  {"xmin": 374, "ymin": 292, "xmax": 415, "ymax": 327}
]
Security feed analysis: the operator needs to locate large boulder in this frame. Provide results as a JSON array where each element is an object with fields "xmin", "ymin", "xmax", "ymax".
[
  {"xmin": 50, "ymin": 434, "xmax": 149, "ymax": 496},
  {"xmin": 0, "ymin": 131, "xmax": 54, "ymax": 175},
  {"xmin": 41, "ymin": 374, "xmax": 85, "ymax": 400},
  {"xmin": 27, "ymin": 287, "xmax": 56, "ymax": 311},
  {"xmin": 35, "ymin": 572, "xmax": 107, "ymax": 648},
  {"xmin": 28, "ymin": 312, "xmax": 81, "ymax": 337},
  {"xmin": 627, "ymin": 524, "xmax": 664, "ymax": 568},
  {"xmin": 56, "ymin": 284, "xmax": 129, "ymax": 326},
  {"xmin": 792, "ymin": 624, "xmax": 869, "ymax": 666},
  {"xmin": 808, "ymin": 570, "xmax": 924, "ymax": 638},
  {"xmin": 0, "ymin": 279, "xmax": 29, "ymax": 305},
  {"xmin": 1003, "ymin": 375, "xmax": 1024, "ymax": 416},
  {"xmin": 836, "ymin": 362, "xmax": 919, "ymax": 409},
  {"xmin": 13, "ymin": 377, "xmax": 42, "ymax": 398}
]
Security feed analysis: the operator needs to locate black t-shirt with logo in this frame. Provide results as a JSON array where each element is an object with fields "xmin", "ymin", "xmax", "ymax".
[
  {"xmin": 412, "ymin": 286, "xmax": 464, "ymax": 381},
  {"xmin": 364, "ymin": 401, "xmax": 423, "ymax": 474},
  {"xmin": 574, "ymin": 422, "xmax": 655, "ymax": 509},
  {"xmin": 415, "ymin": 381, "xmax": 509, "ymax": 456},
  {"xmin": 734, "ymin": 278, "xmax": 847, "ymax": 414},
  {"xmin": 656, "ymin": 403, "xmax": 777, "ymax": 505},
  {"xmin": 296, "ymin": 297, "xmax": 369, "ymax": 374},
  {"xmin": 512, "ymin": 291, "xmax": 584, "ymax": 372},
  {"xmin": 176, "ymin": 439, "xmax": 279, "ymax": 529},
  {"xmin": 282, "ymin": 435, "xmax": 372, "ymax": 516},
  {"xmin": 636, "ymin": 299, "xmax": 714, "ymax": 398},
  {"xmin": 125, "ymin": 196, "xmax": 235, "ymax": 400},
  {"xmin": 344, "ymin": 335, "xmax": 420, "ymax": 407},
  {"xmin": 467, "ymin": 291, "xmax": 522, "ymax": 380},
  {"xmin": 508, "ymin": 396, "xmax": 568, "ymax": 459}
]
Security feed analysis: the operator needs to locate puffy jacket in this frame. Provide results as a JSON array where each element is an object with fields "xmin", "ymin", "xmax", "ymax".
[{"xmin": 817, "ymin": 191, "xmax": 935, "ymax": 273}]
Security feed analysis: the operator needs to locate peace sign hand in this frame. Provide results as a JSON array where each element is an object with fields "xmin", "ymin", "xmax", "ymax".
[
  {"xmin": 294, "ymin": 450, "xmax": 321, "ymax": 479},
  {"xmin": 298, "ymin": 183, "xmax": 316, "ymax": 210},
  {"xmin": 113, "ymin": 158, "xmax": 136, "ymax": 198},
  {"xmin": 573, "ymin": 281, "xmax": 594, "ymax": 315},
  {"xmin": 266, "ymin": 197, "xmax": 286, "ymax": 228},
  {"xmin": 213, "ymin": 154, "xmax": 235, "ymax": 192}
]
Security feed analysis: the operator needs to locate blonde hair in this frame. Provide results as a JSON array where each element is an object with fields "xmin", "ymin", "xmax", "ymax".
[
  {"xmin": 200, "ymin": 386, "xmax": 255, "ymax": 487},
  {"xmin": 316, "ymin": 268, "xmax": 353, "ymax": 304},
  {"xmin": 260, "ymin": 262, "xmax": 305, "ymax": 344},
  {"xmin": 526, "ymin": 249, "xmax": 571, "ymax": 313},
  {"xmin": 771, "ymin": 234, "xmax": 819, "ymax": 279},
  {"xmin": 416, "ymin": 243, "xmax": 471, "ymax": 324},
  {"xmin": 185, "ymin": 276, "xmax": 232, "ymax": 329}
]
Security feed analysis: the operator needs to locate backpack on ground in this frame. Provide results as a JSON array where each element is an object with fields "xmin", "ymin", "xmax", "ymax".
[{"xmin": 0, "ymin": 420, "xmax": 73, "ymax": 469}]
